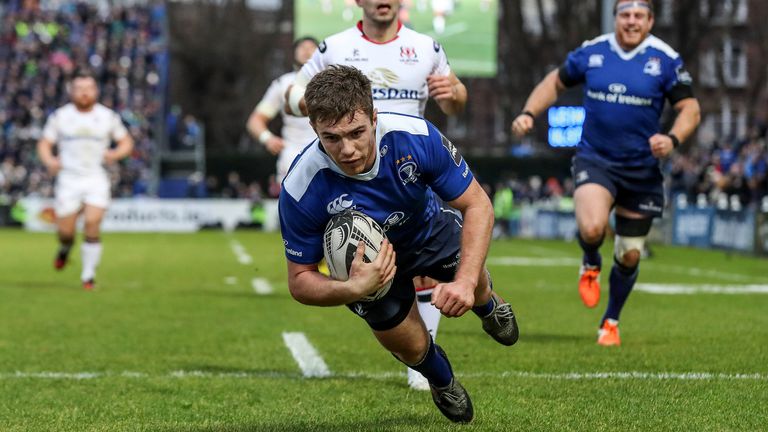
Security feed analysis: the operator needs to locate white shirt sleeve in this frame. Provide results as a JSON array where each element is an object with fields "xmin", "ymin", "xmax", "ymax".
[
  {"xmin": 42, "ymin": 112, "xmax": 59, "ymax": 142},
  {"xmin": 254, "ymin": 77, "xmax": 284, "ymax": 119},
  {"xmin": 110, "ymin": 112, "xmax": 129, "ymax": 141},
  {"xmin": 296, "ymin": 42, "xmax": 328, "ymax": 85},
  {"xmin": 433, "ymin": 41, "xmax": 452, "ymax": 77}
]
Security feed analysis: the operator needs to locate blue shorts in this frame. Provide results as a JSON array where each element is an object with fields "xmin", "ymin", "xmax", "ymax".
[
  {"xmin": 572, "ymin": 154, "xmax": 664, "ymax": 217},
  {"xmin": 346, "ymin": 207, "xmax": 463, "ymax": 331}
]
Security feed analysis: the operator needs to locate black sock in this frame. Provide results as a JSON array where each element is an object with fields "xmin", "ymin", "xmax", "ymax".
[{"xmin": 577, "ymin": 233, "xmax": 603, "ymax": 268}]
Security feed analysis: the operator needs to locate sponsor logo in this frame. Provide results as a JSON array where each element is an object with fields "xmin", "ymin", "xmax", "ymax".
[
  {"xmin": 588, "ymin": 54, "xmax": 604, "ymax": 68},
  {"xmin": 327, "ymin": 193, "xmax": 354, "ymax": 214},
  {"xmin": 380, "ymin": 145, "xmax": 388, "ymax": 157},
  {"xmin": 586, "ymin": 90, "xmax": 652, "ymax": 106},
  {"xmin": 576, "ymin": 170, "xmax": 589, "ymax": 183},
  {"xmin": 398, "ymin": 161, "xmax": 420, "ymax": 185},
  {"xmin": 608, "ymin": 83, "xmax": 627, "ymax": 94},
  {"xmin": 399, "ymin": 46, "xmax": 418, "ymax": 65},
  {"xmin": 344, "ymin": 47, "xmax": 368, "ymax": 62},
  {"xmin": 433, "ymin": 41, "xmax": 441, "ymax": 53},
  {"xmin": 286, "ymin": 248, "xmax": 303, "ymax": 257},
  {"xmin": 372, "ymin": 88, "xmax": 419, "ymax": 100},
  {"xmin": 383, "ymin": 211, "xmax": 408, "ymax": 231},
  {"xmin": 318, "ymin": 40, "xmax": 327, "ymax": 53},
  {"xmin": 643, "ymin": 57, "xmax": 662, "ymax": 76},
  {"xmin": 440, "ymin": 134, "xmax": 463, "ymax": 166},
  {"xmin": 462, "ymin": 165, "xmax": 469, "ymax": 178},
  {"xmin": 352, "ymin": 302, "xmax": 367, "ymax": 317},
  {"xmin": 638, "ymin": 200, "xmax": 662, "ymax": 213},
  {"xmin": 676, "ymin": 66, "xmax": 693, "ymax": 85}
]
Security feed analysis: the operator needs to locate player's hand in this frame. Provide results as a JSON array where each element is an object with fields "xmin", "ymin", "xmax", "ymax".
[
  {"xmin": 427, "ymin": 74, "xmax": 456, "ymax": 101},
  {"xmin": 103, "ymin": 150, "xmax": 122, "ymax": 164},
  {"xmin": 511, "ymin": 114, "xmax": 534, "ymax": 137},
  {"xmin": 348, "ymin": 239, "xmax": 396, "ymax": 299},
  {"xmin": 45, "ymin": 158, "xmax": 62, "ymax": 176},
  {"xmin": 649, "ymin": 133, "xmax": 674, "ymax": 159},
  {"xmin": 431, "ymin": 277, "xmax": 475, "ymax": 318},
  {"xmin": 264, "ymin": 136, "xmax": 285, "ymax": 156}
]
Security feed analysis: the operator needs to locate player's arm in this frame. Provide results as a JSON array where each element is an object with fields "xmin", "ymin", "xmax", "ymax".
[
  {"xmin": 284, "ymin": 64, "xmax": 313, "ymax": 117},
  {"xmin": 286, "ymin": 240, "xmax": 396, "ymax": 306},
  {"xmin": 649, "ymin": 97, "xmax": 701, "ymax": 158},
  {"xmin": 431, "ymin": 179, "xmax": 494, "ymax": 317},
  {"xmin": 511, "ymin": 69, "xmax": 567, "ymax": 137},
  {"xmin": 36, "ymin": 137, "xmax": 60, "ymax": 176},
  {"xmin": 428, "ymin": 71, "xmax": 467, "ymax": 115},
  {"xmin": 247, "ymin": 110, "xmax": 284, "ymax": 156},
  {"xmin": 104, "ymin": 134, "xmax": 134, "ymax": 164}
]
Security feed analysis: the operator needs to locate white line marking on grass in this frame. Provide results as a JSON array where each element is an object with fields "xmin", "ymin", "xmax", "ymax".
[
  {"xmin": 224, "ymin": 276, "xmax": 238, "ymax": 285},
  {"xmin": 635, "ymin": 284, "xmax": 768, "ymax": 295},
  {"xmin": 281, "ymin": 332, "xmax": 331, "ymax": 378},
  {"xmin": 643, "ymin": 263, "xmax": 768, "ymax": 283},
  {"xmin": 486, "ymin": 257, "xmax": 581, "ymax": 267},
  {"xmin": 3, "ymin": 370, "xmax": 765, "ymax": 381},
  {"xmin": 229, "ymin": 239, "xmax": 253, "ymax": 265},
  {"xmin": 251, "ymin": 278, "xmax": 274, "ymax": 295}
]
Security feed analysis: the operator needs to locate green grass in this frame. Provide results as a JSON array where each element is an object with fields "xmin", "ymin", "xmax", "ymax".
[
  {"xmin": 295, "ymin": 0, "xmax": 498, "ymax": 76},
  {"xmin": 1, "ymin": 230, "xmax": 767, "ymax": 431}
]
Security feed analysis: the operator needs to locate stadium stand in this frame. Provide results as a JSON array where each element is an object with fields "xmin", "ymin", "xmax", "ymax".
[{"xmin": 0, "ymin": 0, "xmax": 167, "ymax": 202}]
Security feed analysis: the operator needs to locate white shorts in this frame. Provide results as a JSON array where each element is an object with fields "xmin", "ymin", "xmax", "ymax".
[
  {"xmin": 54, "ymin": 174, "xmax": 110, "ymax": 217},
  {"xmin": 432, "ymin": 0, "xmax": 455, "ymax": 14}
]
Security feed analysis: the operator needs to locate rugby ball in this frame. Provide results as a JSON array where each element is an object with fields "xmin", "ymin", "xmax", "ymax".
[{"xmin": 323, "ymin": 210, "xmax": 392, "ymax": 302}]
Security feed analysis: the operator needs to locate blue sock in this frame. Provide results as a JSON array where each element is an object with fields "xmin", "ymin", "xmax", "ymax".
[
  {"xmin": 472, "ymin": 296, "xmax": 495, "ymax": 318},
  {"xmin": 578, "ymin": 233, "xmax": 603, "ymax": 268},
  {"xmin": 602, "ymin": 257, "xmax": 638, "ymax": 323},
  {"xmin": 408, "ymin": 339, "xmax": 453, "ymax": 388},
  {"xmin": 473, "ymin": 270, "xmax": 495, "ymax": 317}
]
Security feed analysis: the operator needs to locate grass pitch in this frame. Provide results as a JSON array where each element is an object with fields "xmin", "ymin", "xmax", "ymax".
[{"xmin": 1, "ymin": 229, "xmax": 766, "ymax": 431}]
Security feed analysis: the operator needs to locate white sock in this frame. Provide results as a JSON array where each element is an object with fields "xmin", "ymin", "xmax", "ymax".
[
  {"xmin": 81, "ymin": 242, "xmax": 102, "ymax": 281},
  {"xmin": 417, "ymin": 297, "xmax": 441, "ymax": 340}
]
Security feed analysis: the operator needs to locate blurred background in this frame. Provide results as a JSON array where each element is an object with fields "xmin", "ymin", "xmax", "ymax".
[{"xmin": 1, "ymin": 0, "xmax": 767, "ymax": 254}]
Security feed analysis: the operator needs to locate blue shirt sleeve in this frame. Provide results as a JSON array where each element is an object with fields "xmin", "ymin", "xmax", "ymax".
[
  {"xmin": 278, "ymin": 192, "xmax": 325, "ymax": 264},
  {"xmin": 562, "ymin": 46, "xmax": 588, "ymax": 85},
  {"xmin": 421, "ymin": 122, "xmax": 474, "ymax": 201},
  {"xmin": 664, "ymin": 56, "xmax": 688, "ymax": 92}
]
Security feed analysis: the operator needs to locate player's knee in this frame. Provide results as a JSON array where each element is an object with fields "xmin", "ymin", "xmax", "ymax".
[
  {"xmin": 393, "ymin": 336, "xmax": 430, "ymax": 365},
  {"xmin": 614, "ymin": 215, "xmax": 652, "ymax": 267},
  {"xmin": 619, "ymin": 248, "xmax": 641, "ymax": 268},
  {"xmin": 58, "ymin": 232, "xmax": 74, "ymax": 245},
  {"xmin": 580, "ymin": 223, "xmax": 605, "ymax": 244}
]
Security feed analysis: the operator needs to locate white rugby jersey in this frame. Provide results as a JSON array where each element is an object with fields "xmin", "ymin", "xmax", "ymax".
[
  {"xmin": 254, "ymin": 71, "xmax": 318, "ymax": 154},
  {"xmin": 42, "ymin": 103, "xmax": 128, "ymax": 177},
  {"xmin": 298, "ymin": 21, "xmax": 452, "ymax": 117}
]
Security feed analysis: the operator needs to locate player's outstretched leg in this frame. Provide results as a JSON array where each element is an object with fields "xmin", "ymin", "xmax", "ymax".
[
  {"xmin": 577, "ymin": 232, "xmax": 603, "ymax": 308},
  {"xmin": 472, "ymin": 270, "xmax": 519, "ymax": 346},
  {"xmin": 376, "ymin": 304, "xmax": 473, "ymax": 423}
]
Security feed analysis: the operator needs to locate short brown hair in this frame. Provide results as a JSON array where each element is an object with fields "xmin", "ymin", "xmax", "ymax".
[
  {"xmin": 613, "ymin": 0, "xmax": 654, "ymax": 16},
  {"xmin": 304, "ymin": 65, "xmax": 374, "ymax": 126}
]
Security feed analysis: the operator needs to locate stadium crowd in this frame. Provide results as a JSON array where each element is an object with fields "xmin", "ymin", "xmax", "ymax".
[{"xmin": 0, "ymin": 0, "xmax": 166, "ymax": 203}]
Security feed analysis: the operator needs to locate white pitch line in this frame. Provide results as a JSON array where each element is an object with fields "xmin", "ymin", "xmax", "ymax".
[
  {"xmin": 251, "ymin": 278, "xmax": 274, "ymax": 295},
  {"xmin": 635, "ymin": 284, "xmax": 768, "ymax": 295},
  {"xmin": 2, "ymin": 370, "xmax": 765, "ymax": 381},
  {"xmin": 486, "ymin": 256, "xmax": 581, "ymax": 266},
  {"xmin": 282, "ymin": 332, "xmax": 331, "ymax": 378},
  {"xmin": 229, "ymin": 239, "xmax": 253, "ymax": 265}
]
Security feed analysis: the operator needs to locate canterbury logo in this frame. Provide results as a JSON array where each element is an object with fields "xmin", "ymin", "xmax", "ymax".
[{"xmin": 327, "ymin": 194, "xmax": 354, "ymax": 215}]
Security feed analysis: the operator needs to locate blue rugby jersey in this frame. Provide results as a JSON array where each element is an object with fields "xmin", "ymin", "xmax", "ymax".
[
  {"xmin": 279, "ymin": 112, "xmax": 473, "ymax": 264},
  {"xmin": 561, "ymin": 33, "xmax": 693, "ymax": 167}
]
